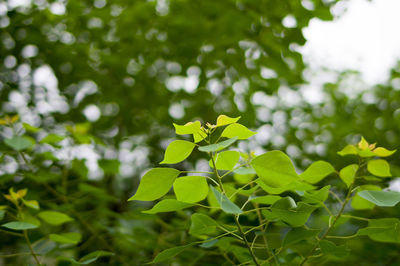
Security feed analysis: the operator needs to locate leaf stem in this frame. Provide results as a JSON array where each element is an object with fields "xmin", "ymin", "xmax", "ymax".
[
  {"xmin": 180, "ymin": 170, "xmax": 214, "ymax": 175},
  {"xmin": 23, "ymin": 230, "xmax": 40, "ymax": 265},
  {"xmin": 300, "ymin": 183, "xmax": 354, "ymax": 266},
  {"xmin": 210, "ymin": 152, "xmax": 259, "ymax": 266},
  {"xmin": 235, "ymin": 215, "xmax": 261, "ymax": 266},
  {"xmin": 341, "ymin": 214, "xmax": 370, "ymax": 221}
]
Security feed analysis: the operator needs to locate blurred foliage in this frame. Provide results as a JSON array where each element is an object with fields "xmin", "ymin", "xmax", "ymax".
[{"xmin": 1, "ymin": 0, "xmax": 400, "ymax": 265}]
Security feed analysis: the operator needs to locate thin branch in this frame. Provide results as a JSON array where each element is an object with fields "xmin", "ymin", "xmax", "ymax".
[{"xmin": 23, "ymin": 230, "xmax": 40, "ymax": 265}]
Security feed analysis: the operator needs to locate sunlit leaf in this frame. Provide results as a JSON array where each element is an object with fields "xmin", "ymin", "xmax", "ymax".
[
  {"xmin": 367, "ymin": 159, "xmax": 391, "ymax": 177},
  {"xmin": 173, "ymin": 176, "xmax": 208, "ymax": 203},
  {"xmin": 373, "ymin": 147, "xmax": 396, "ymax": 157},
  {"xmin": 215, "ymin": 115, "xmax": 241, "ymax": 127},
  {"xmin": 337, "ymin": 145, "xmax": 358, "ymax": 156},
  {"xmin": 351, "ymin": 185, "xmax": 381, "ymax": 210},
  {"xmin": 220, "ymin": 123, "xmax": 256, "ymax": 140},
  {"xmin": 210, "ymin": 150, "xmax": 240, "ymax": 171},
  {"xmin": 339, "ymin": 164, "xmax": 358, "ymax": 187},
  {"xmin": 160, "ymin": 140, "xmax": 196, "ymax": 164},
  {"xmin": 300, "ymin": 161, "xmax": 335, "ymax": 184},
  {"xmin": 128, "ymin": 168, "xmax": 180, "ymax": 201},
  {"xmin": 251, "ymin": 151, "xmax": 298, "ymax": 188}
]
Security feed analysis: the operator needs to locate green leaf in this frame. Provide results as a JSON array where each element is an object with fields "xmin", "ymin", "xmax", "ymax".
[
  {"xmin": 339, "ymin": 164, "xmax": 358, "ymax": 187},
  {"xmin": 300, "ymin": 161, "xmax": 335, "ymax": 184},
  {"xmin": 152, "ymin": 244, "xmax": 194, "ymax": 263},
  {"xmin": 283, "ymin": 227, "xmax": 320, "ymax": 246},
  {"xmin": 251, "ymin": 151, "xmax": 298, "ymax": 188},
  {"xmin": 37, "ymin": 211, "xmax": 74, "ymax": 225},
  {"xmin": 367, "ymin": 159, "xmax": 391, "ymax": 177},
  {"xmin": 39, "ymin": 133, "xmax": 65, "ymax": 144},
  {"xmin": 337, "ymin": 145, "xmax": 358, "ymax": 156},
  {"xmin": 22, "ymin": 199, "xmax": 40, "ymax": 210},
  {"xmin": 79, "ymin": 251, "xmax": 114, "ymax": 264},
  {"xmin": 215, "ymin": 115, "xmax": 241, "ymax": 127},
  {"xmin": 210, "ymin": 186, "xmax": 243, "ymax": 214},
  {"xmin": 189, "ymin": 213, "xmax": 219, "ymax": 235},
  {"xmin": 250, "ymin": 195, "xmax": 281, "ymax": 205},
  {"xmin": 210, "ymin": 150, "xmax": 240, "ymax": 171},
  {"xmin": 264, "ymin": 197, "xmax": 317, "ymax": 227},
  {"xmin": 98, "ymin": 159, "xmax": 120, "ymax": 175},
  {"xmin": 198, "ymin": 137, "xmax": 237, "ymax": 152},
  {"xmin": 173, "ymin": 121, "xmax": 207, "ymax": 143},
  {"xmin": 319, "ymin": 240, "xmax": 349, "ymax": 257},
  {"xmin": 2, "ymin": 221, "xmax": 38, "ymax": 230},
  {"xmin": 351, "ymin": 185, "xmax": 381, "ymax": 210},
  {"xmin": 50, "ymin": 232, "xmax": 81, "ymax": 244},
  {"xmin": 302, "ymin": 185, "xmax": 331, "ymax": 205},
  {"xmin": 160, "ymin": 140, "xmax": 196, "ymax": 164},
  {"xmin": 4, "ymin": 136, "xmax": 34, "ymax": 151},
  {"xmin": 257, "ymin": 179, "xmax": 315, "ymax": 195},
  {"xmin": 373, "ymin": 147, "xmax": 396, "ymax": 157},
  {"xmin": 128, "ymin": 168, "xmax": 180, "ymax": 201},
  {"xmin": 220, "ymin": 123, "xmax": 256, "ymax": 139},
  {"xmin": 58, "ymin": 251, "xmax": 114, "ymax": 265},
  {"xmin": 358, "ymin": 149, "xmax": 376, "ymax": 157},
  {"xmin": 174, "ymin": 121, "xmax": 202, "ymax": 135},
  {"xmin": 357, "ymin": 190, "xmax": 400, "ymax": 207},
  {"xmin": 357, "ymin": 218, "xmax": 400, "ymax": 243},
  {"xmin": 173, "ymin": 176, "xmax": 208, "ymax": 203},
  {"xmin": 142, "ymin": 199, "xmax": 193, "ymax": 214},
  {"xmin": 0, "ymin": 210, "xmax": 5, "ymax": 221},
  {"xmin": 199, "ymin": 238, "xmax": 219, "ymax": 248},
  {"xmin": 23, "ymin": 123, "xmax": 41, "ymax": 133}
]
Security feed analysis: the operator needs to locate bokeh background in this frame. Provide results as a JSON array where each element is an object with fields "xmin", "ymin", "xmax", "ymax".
[{"xmin": 1, "ymin": 0, "xmax": 400, "ymax": 265}]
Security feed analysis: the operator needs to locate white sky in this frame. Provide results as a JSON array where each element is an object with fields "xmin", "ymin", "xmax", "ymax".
[{"xmin": 302, "ymin": 0, "xmax": 400, "ymax": 85}]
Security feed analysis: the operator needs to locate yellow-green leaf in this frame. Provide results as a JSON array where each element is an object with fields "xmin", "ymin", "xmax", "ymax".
[
  {"xmin": 373, "ymin": 147, "xmax": 396, "ymax": 157},
  {"xmin": 128, "ymin": 168, "xmax": 180, "ymax": 201},
  {"xmin": 300, "ymin": 161, "xmax": 335, "ymax": 184},
  {"xmin": 215, "ymin": 115, "xmax": 241, "ymax": 127},
  {"xmin": 220, "ymin": 123, "xmax": 256, "ymax": 140},
  {"xmin": 351, "ymin": 185, "xmax": 381, "ymax": 210},
  {"xmin": 367, "ymin": 159, "xmax": 391, "ymax": 177},
  {"xmin": 160, "ymin": 140, "xmax": 196, "ymax": 164},
  {"xmin": 173, "ymin": 176, "xmax": 208, "ymax": 203},
  {"xmin": 210, "ymin": 150, "xmax": 240, "ymax": 171},
  {"xmin": 339, "ymin": 164, "xmax": 358, "ymax": 187},
  {"xmin": 337, "ymin": 145, "xmax": 358, "ymax": 156},
  {"xmin": 251, "ymin": 151, "xmax": 298, "ymax": 188}
]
